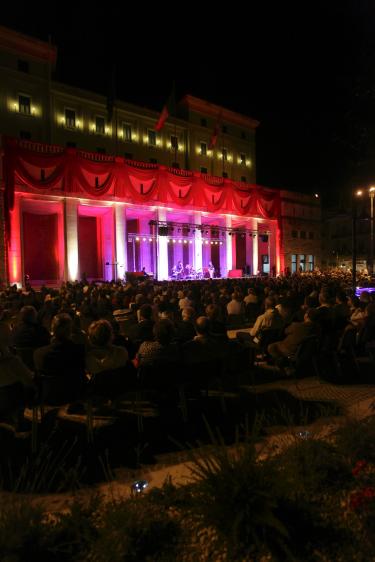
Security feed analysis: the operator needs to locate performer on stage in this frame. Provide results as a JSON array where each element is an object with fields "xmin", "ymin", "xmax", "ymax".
[
  {"xmin": 208, "ymin": 261, "xmax": 215, "ymax": 279},
  {"xmin": 176, "ymin": 261, "xmax": 184, "ymax": 279}
]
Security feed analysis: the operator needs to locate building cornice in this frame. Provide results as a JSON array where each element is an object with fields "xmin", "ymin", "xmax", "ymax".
[
  {"xmin": 0, "ymin": 25, "xmax": 56, "ymax": 65},
  {"xmin": 180, "ymin": 95, "xmax": 259, "ymax": 130}
]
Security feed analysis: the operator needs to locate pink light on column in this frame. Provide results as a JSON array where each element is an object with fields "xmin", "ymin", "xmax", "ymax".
[
  {"xmin": 276, "ymin": 225, "xmax": 282, "ymax": 274},
  {"xmin": 8, "ymin": 193, "xmax": 22, "ymax": 285}
]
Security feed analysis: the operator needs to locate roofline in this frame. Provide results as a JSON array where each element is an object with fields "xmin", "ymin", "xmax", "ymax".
[
  {"xmin": 179, "ymin": 94, "xmax": 259, "ymax": 129},
  {"xmin": 0, "ymin": 25, "xmax": 57, "ymax": 65}
]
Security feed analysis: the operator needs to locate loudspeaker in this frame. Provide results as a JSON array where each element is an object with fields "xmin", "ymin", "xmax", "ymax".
[
  {"xmin": 260, "ymin": 234, "xmax": 268, "ymax": 243},
  {"xmin": 158, "ymin": 226, "xmax": 168, "ymax": 236}
]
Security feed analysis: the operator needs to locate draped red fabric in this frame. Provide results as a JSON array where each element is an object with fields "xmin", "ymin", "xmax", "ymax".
[
  {"xmin": 23, "ymin": 212, "xmax": 59, "ymax": 280},
  {"xmin": 3, "ymin": 138, "xmax": 281, "ymax": 244}
]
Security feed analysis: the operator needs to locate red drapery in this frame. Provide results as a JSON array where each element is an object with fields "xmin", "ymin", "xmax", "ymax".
[
  {"xmin": 3, "ymin": 138, "xmax": 281, "ymax": 243},
  {"xmin": 23, "ymin": 212, "xmax": 59, "ymax": 280}
]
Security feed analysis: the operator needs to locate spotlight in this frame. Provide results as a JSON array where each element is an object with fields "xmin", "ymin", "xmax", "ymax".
[
  {"xmin": 135, "ymin": 237, "xmax": 140, "ymax": 241},
  {"xmin": 183, "ymin": 239, "xmax": 187, "ymax": 243},
  {"xmin": 189, "ymin": 240, "xmax": 193, "ymax": 244},
  {"xmin": 173, "ymin": 239, "xmax": 176, "ymax": 243},
  {"xmin": 149, "ymin": 238, "xmax": 152, "ymax": 242},
  {"xmin": 143, "ymin": 237, "xmax": 147, "ymax": 241}
]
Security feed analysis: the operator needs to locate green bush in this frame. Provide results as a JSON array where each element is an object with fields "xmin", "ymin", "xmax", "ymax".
[
  {"xmin": 335, "ymin": 416, "xmax": 375, "ymax": 464},
  {"xmin": 276, "ymin": 438, "xmax": 353, "ymax": 497},
  {"xmin": 89, "ymin": 495, "xmax": 184, "ymax": 562}
]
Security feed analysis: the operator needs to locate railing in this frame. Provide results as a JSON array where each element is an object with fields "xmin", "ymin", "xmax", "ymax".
[
  {"xmin": 125, "ymin": 159, "xmax": 159, "ymax": 169},
  {"xmin": 167, "ymin": 167, "xmax": 193, "ymax": 177},
  {"xmin": 77, "ymin": 150, "xmax": 115, "ymax": 162},
  {"xmin": 18, "ymin": 139, "xmax": 64, "ymax": 154}
]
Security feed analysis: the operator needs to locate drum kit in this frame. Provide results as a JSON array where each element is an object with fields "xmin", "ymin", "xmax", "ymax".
[{"xmin": 171, "ymin": 264, "xmax": 213, "ymax": 280}]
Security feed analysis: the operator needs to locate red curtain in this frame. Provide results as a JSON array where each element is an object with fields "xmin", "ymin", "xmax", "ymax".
[
  {"xmin": 78, "ymin": 216, "xmax": 101, "ymax": 279},
  {"xmin": 235, "ymin": 234, "xmax": 246, "ymax": 270},
  {"xmin": 23, "ymin": 212, "xmax": 59, "ymax": 280},
  {"xmin": 3, "ymin": 138, "xmax": 282, "ymax": 244}
]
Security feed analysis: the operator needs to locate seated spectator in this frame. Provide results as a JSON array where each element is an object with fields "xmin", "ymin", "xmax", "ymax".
[
  {"xmin": 182, "ymin": 316, "xmax": 221, "ymax": 364},
  {"xmin": 137, "ymin": 319, "xmax": 178, "ymax": 366},
  {"xmin": 0, "ymin": 322, "xmax": 35, "ymax": 390},
  {"xmin": 12, "ymin": 305, "xmax": 50, "ymax": 348},
  {"xmin": 357, "ymin": 303, "xmax": 375, "ymax": 354},
  {"xmin": 348, "ymin": 295, "xmax": 366, "ymax": 329},
  {"xmin": 227, "ymin": 292, "xmax": 245, "ymax": 317},
  {"xmin": 86, "ymin": 319, "xmax": 128, "ymax": 375},
  {"xmin": 333, "ymin": 291, "xmax": 350, "ymax": 331},
  {"xmin": 250, "ymin": 297, "xmax": 284, "ymax": 341},
  {"xmin": 205, "ymin": 304, "xmax": 228, "ymax": 341},
  {"xmin": 267, "ymin": 308, "xmax": 319, "ymax": 364},
  {"xmin": 175, "ymin": 306, "xmax": 196, "ymax": 343},
  {"xmin": 34, "ymin": 313, "xmax": 86, "ymax": 381},
  {"xmin": 244, "ymin": 288, "xmax": 259, "ymax": 306},
  {"xmin": 127, "ymin": 304, "xmax": 155, "ymax": 346}
]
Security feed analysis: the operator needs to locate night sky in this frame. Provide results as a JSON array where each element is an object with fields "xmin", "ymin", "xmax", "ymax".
[{"xmin": 2, "ymin": 2, "xmax": 375, "ymax": 202}]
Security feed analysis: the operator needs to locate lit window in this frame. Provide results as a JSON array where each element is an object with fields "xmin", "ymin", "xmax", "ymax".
[
  {"xmin": 18, "ymin": 95, "xmax": 30, "ymax": 115},
  {"xmin": 65, "ymin": 109, "xmax": 76, "ymax": 128},
  {"xmin": 200, "ymin": 142, "xmax": 207, "ymax": 156},
  {"xmin": 240, "ymin": 153, "xmax": 246, "ymax": 165},
  {"xmin": 95, "ymin": 116, "xmax": 105, "ymax": 134},
  {"xmin": 148, "ymin": 130, "xmax": 156, "ymax": 146},
  {"xmin": 222, "ymin": 148, "xmax": 228, "ymax": 161},
  {"xmin": 123, "ymin": 123, "xmax": 132, "ymax": 141},
  {"xmin": 171, "ymin": 135, "xmax": 178, "ymax": 150}
]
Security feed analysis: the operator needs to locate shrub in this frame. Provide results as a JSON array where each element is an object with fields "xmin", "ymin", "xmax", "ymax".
[
  {"xmin": 335, "ymin": 416, "xmax": 375, "ymax": 465},
  {"xmin": 89, "ymin": 495, "xmax": 184, "ymax": 562}
]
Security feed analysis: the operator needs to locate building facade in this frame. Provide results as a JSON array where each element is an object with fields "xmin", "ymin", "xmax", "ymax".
[{"xmin": 0, "ymin": 26, "xmax": 321, "ymax": 285}]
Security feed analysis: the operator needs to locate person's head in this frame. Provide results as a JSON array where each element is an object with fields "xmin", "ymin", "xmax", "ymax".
[
  {"xmin": 205, "ymin": 303, "xmax": 220, "ymax": 320},
  {"xmin": 304, "ymin": 307, "xmax": 318, "ymax": 323},
  {"xmin": 51, "ymin": 313, "xmax": 73, "ymax": 342},
  {"xmin": 319, "ymin": 288, "xmax": 334, "ymax": 306},
  {"xmin": 195, "ymin": 316, "xmax": 210, "ymax": 336},
  {"xmin": 348, "ymin": 295, "xmax": 360, "ymax": 309},
  {"xmin": 19, "ymin": 305, "xmax": 37, "ymax": 324},
  {"xmin": 153, "ymin": 319, "xmax": 175, "ymax": 345},
  {"xmin": 182, "ymin": 306, "xmax": 195, "ymax": 322},
  {"xmin": 139, "ymin": 303, "xmax": 153, "ymax": 321},
  {"xmin": 265, "ymin": 296, "xmax": 276, "ymax": 310},
  {"xmin": 336, "ymin": 291, "xmax": 347, "ymax": 305},
  {"xmin": 88, "ymin": 319, "xmax": 113, "ymax": 347}
]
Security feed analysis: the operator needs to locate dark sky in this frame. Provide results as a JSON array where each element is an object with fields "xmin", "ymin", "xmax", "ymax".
[{"xmin": 2, "ymin": 2, "xmax": 375, "ymax": 201}]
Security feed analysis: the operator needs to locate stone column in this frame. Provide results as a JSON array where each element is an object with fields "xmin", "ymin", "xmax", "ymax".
[
  {"xmin": 115, "ymin": 203, "xmax": 127, "ymax": 280},
  {"xmin": 157, "ymin": 208, "xmax": 168, "ymax": 280},
  {"xmin": 194, "ymin": 211, "xmax": 203, "ymax": 275},
  {"xmin": 65, "ymin": 198, "xmax": 79, "ymax": 281}
]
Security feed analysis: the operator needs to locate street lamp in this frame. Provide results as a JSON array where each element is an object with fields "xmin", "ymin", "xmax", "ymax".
[
  {"xmin": 352, "ymin": 190, "xmax": 363, "ymax": 292},
  {"xmin": 369, "ymin": 187, "xmax": 375, "ymax": 275}
]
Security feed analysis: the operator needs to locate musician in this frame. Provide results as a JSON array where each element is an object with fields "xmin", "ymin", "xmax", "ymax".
[
  {"xmin": 176, "ymin": 261, "xmax": 184, "ymax": 279},
  {"xmin": 171, "ymin": 265, "xmax": 178, "ymax": 278},
  {"xmin": 208, "ymin": 261, "xmax": 215, "ymax": 279}
]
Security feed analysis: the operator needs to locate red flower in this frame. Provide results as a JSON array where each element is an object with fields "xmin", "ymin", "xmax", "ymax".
[{"xmin": 352, "ymin": 460, "xmax": 368, "ymax": 477}]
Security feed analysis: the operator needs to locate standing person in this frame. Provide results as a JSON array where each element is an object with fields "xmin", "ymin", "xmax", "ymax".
[{"xmin": 208, "ymin": 261, "xmax": 215, "ymax": 279}]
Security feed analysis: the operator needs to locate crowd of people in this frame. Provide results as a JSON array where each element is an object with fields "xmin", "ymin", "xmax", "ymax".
[{"xmin": 1, "ymin": 269, "xmax": 375, "ymax": 427}]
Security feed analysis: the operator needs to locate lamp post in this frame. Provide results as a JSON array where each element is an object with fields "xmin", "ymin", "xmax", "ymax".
[
  {"xmin": 369, "ymin": 187, "xmax": 375, "ymax": 276},
  {"xmin": 352, "ymin": 190, "xmax": 362, "ymax": 292}
]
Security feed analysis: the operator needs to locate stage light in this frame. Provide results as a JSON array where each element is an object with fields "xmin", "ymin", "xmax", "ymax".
[
  {"xmin": 205, "ymin": 240, "xmax": 209, "ymax": 244},
  {"xmin": 135, "ymin": 237, "xmax": 140, "ymax": 241},
  {"xmin": 178, "ymin": 239, "xmax": 182, "ymax": 243},
  {"xmin": 210, "ymin": 241, "xmax": 213, "ymax": 245},
  {"xmin": 183, "ymin": 239, "xmax": 187, "ymax": 243},
  {"xmin": 149, "ymin": 238, "xmax": 152, "ymax": 242},
  {"xmin": 189, "ymin": 240, "xmax": 193, "ymax": 244},
  {"xmin": 143, "ymin": 237, "xmax": 147, "ymax": 241},
  {"xmin": 219, "ymin": 241, "xmax": 223, "ymax": 245},
  {"xmin": 173, "ymin": 239, "xmax": 176, "ymax": 243}
]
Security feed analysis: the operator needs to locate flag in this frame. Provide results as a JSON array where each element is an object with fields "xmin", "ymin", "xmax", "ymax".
[
  {"xmin": 106, "ymin": 65, "xmax": 116, "ymax": 123},
  {"xmin": 155, "ymin": 83, "xmax": 176, "ymax": 131},
  {"xmin": 208, "ymin": 112, "xmax": 222, "ymax": 150}
]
